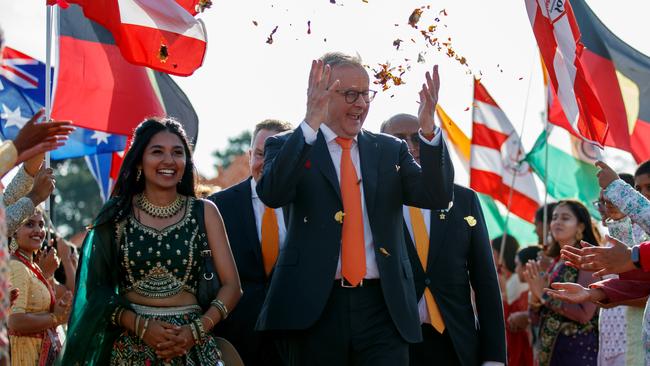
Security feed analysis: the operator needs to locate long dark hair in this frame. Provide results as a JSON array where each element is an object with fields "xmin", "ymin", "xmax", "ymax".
[
  {"xmin": 95, "ymin": 117, "xmax": 196, "ymax": 226},
  {"xmin": 546, "ymin": 199, "xmax": 600, "ymax": 258}
]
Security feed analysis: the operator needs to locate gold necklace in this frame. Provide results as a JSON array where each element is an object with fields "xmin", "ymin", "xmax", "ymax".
[{"xmin": 136, "ymin": 193, "xmax": 185, "ymax": 218}]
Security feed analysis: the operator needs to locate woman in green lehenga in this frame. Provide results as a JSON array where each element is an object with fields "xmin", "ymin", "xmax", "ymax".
[{"xmin": 58, "ymin": 117, "xmax": 242, "ymax": 365}]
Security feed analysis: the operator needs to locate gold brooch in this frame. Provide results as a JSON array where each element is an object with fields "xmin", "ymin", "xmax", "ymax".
[
  {"xmin": 464, "ymin": 216, "xmax": 477, "ymax": 227},
  {"xmin": 439, "ymin": 213, "xmax": 446, "ymax": 220},
  {"xmin": 334, "ymin": 211, "xmax": 345, "ymax": 224},
  {"xmin": 379, "ymin": 247, "xmax": 391, "ymax": 257}
]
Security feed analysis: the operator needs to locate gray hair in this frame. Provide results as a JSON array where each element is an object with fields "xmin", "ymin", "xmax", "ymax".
[{"xmin": 319, "ymin": 52, "xmax": 363, "ymax": 69}]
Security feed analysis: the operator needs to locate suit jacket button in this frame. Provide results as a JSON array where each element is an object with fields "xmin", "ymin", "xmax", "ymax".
[{"xmin": 424, "ymin": 278, "xmax": 431, "ymax": 286}]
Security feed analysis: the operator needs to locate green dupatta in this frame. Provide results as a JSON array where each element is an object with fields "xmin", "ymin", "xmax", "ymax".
[{"xmin": 57, "ymin": 199, "xmax": 132, "ymax": 365}]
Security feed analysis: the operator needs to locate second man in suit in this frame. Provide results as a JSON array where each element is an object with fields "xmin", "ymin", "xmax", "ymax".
[
  {"xmin": 208, "ymin": 119, "xmax": 293, "ymax": 366},
  {"xmin": 381, "ymin": 114, "xmax": 506, "ymax": 366}
]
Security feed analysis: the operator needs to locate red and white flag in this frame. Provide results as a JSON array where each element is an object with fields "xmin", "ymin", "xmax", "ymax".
[
  {"xmin": 525, "ymin": 0, "xmax": 608, "ymax": 146},
  {"xmin": 66, "ymin": 0, "xmax": 207, "ymax": 76},
  {"xmin": 470, "ymin": 80, "xmax": 540, "ymax": 223}
]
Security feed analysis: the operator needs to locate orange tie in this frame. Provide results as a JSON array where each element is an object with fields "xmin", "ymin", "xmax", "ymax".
[
  {"xmin": 409, "ymin": 206, "xmax": 446, "ymax": 333},
  {"xmin": 261, "ymin": 207, "xmax": 280, "ymax": 276},
  {"xmin": 335, "ymin": 137, "xmax": 366, "ymax": 286}
]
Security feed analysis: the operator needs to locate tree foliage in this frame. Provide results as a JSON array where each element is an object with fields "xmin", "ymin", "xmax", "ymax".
[
  {"xmin": 51, "ymin": 158, "xmax": 103, "ymax": 237},
  {"xmin": 211, "ymin": 130, "xmax": 251, "ymax": 169}
]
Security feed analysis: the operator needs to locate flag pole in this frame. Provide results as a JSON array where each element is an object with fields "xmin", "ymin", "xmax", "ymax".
[
  {"xmin": 500, "ymin": 55, "xmax": 536, "ymax": 258},
  {"xmin": 45, "ymin": 4, "xmax": 53, "ymax": 242}
]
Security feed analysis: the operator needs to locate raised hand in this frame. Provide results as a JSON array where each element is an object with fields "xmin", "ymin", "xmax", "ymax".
[
  {"xmin": 417, "ymin": 65, "xmax": 440, "ymax": 135},
  {"xmin": 13, "ymin": 110, "xmax": 75, "ymax": 164},
  {"xmin": 304, "ymin": 60, "xmax": 340, "ymax": 131},
  {"xmin": 523, "ymin": 260, "xmax": 548, "ymax": 300},
  {"xmin": 26, "ymin": 164, "xmax": 55, "ymax": 206},
  {"xmin": 561, "ymin": 236, "xmax": 635, "ymax": 277},
  {"xmin": 595, "ymin": 160, "xmax": 619, "ymax": 189}
]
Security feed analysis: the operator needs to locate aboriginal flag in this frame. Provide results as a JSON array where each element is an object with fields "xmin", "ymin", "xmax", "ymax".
[{"xmin": 52, "ymin": 4, "xmax": 198, "ymax": 143}]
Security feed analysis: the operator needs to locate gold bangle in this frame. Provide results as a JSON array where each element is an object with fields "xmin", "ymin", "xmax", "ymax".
[
  {"xmin": 139, "ymin": 318, "xmax": 150, "ymax": 339},
  {"xmin": 202, "ymin": 315, "xmax": 215, "ymax": 330},
  {"xmin": 134, "ymin": 315, "xmax": 141, "ymax": 336}
]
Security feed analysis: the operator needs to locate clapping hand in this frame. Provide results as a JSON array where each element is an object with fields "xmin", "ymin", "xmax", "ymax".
[
  {"xmin": 523, "ymin": 260, "xmax": 548, "ymax": 300},
  {"xmin": 417, "ymin": 65, "xmax": 440, "ymax": 135},
  {"xmin": 545, "ymin": 282, "xmax": 606, "ymax": 304},
  {"xmin": 561, "ymin": 236, "xmax": 635, "ymax": 277}
]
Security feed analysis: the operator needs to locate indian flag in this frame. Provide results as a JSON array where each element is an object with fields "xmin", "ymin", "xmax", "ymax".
[
  {"xmin": 437, "ymin": 105, "xmax": 538, "ymax": 245},
  {"xmin": 526, "ymin": 128, "xmax": 601, "ymax": 219}
]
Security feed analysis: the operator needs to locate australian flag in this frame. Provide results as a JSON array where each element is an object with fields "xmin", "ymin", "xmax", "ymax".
[
  {"xmin": 0, "ymin": 47, "xmax": 128, "ymax": 160},
  {"xmin": 0, "ymin": 46, "xmax": 126, "ymax": 201}
]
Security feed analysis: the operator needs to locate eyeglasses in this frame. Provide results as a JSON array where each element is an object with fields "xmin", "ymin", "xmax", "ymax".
[
  {"xmin": 392, "ymin": 133, "xmax": 420, "ymax": 145},
  {"xmin": 336, "ymin": 89, "xmax": 378, "ymax": 104}
]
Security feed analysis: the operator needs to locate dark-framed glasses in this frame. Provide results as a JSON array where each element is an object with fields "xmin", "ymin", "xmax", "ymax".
[{"xmin": 336, "ymin": 89, "xmax": 377, "ymax": 104}]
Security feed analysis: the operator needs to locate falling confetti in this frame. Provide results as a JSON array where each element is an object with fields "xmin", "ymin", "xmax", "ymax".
[
  {"xmin": 393, "ymin": 39, "xmax": 403, "ymax": 50},
  {"xmin": 307, "ymin": 20, "xmax": 312, "ymax": 34},
  {"xmin": 408, "ymin": 9, "xmax": 423, "ymax": 28},
  {"xmin": 371, "ymin": 63, "xmax": 406, "ymax": 91},
  {"xmin": 266, "ymin": 26, "xmax": 279, "ymax": 44},
  {"xmin": 252, "ymin": 20, "xmax": 258, "ymax": 26}
]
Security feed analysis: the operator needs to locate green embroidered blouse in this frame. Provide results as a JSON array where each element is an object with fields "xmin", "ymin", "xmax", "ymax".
[{"xmin": 119, "ymin": 197, "xmax": 206, "ymax": 298}]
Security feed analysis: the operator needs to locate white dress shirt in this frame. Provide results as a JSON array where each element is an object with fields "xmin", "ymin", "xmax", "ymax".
[
  {"xmin": 299, "ymin": 121, "xmax": 441, "ymax": 280},
  {"xmin": 251, "ymin": 178, "xmax": 287, "ymax": 250}
]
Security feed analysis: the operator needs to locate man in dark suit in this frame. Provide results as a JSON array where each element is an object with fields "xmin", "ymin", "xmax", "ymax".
[
  {"xmin": 208, "ymin": 119, "xmax": 293, "ymax": 366},
  {"xmin": 382, "ymin": 114, "xmax": 506, "ymax": 366},
  {"xmin": 255, "ymin": 52, "xmax": 455, "ymax": 366}
]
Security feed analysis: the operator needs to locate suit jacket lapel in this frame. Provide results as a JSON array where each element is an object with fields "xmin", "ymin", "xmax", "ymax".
[
  {"xmin": 358, "ymin": 131, "xmax": 378, "ymax": 216},
  {"xmin": 427, "ymin": 208, "xmax": 449, "ymax": 272},
  {"xmin": 312, "ymin": 130, "xmax": 341, "ymax": 201},
  {"xmin": 238, "ymin": 178, "xmax": 263, "ymax": 263}
]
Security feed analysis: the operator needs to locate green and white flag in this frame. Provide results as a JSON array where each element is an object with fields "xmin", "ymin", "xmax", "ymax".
[{"xmin": 526, "ymin": 125, "xmax": 601, "ymax": 218}]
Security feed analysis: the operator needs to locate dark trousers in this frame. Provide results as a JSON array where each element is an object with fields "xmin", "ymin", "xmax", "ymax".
[
  {"xmin": 409, "ymin": 324, "xmax": 461, "ymax": 366},
  {"xmin": 276, "ymin": 283, "xmax": 409, "ymax": 366}
]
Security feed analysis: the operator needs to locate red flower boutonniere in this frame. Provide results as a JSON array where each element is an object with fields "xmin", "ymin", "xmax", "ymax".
[{"xmin": 304, "ymin": 160, "xmax": 312, "ymax": 169}]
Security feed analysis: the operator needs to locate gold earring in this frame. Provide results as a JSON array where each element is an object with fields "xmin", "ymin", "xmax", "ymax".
[
  {"xmin": 136, "ymin": 168, "xmax": 142, "ymax": 182},
  {"xmin": 8, "ymin": 238, "xmax": 18, "ymax": 254},
  {"xmin": 576, "ymin": 231, "xmax": 583, "ymax": 242}
]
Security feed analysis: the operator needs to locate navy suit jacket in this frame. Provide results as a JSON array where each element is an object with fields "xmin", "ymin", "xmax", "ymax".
[
  {"xmin": 207, "ymin": 178, "xmax": 270, "ymax": 352},
  {"xmin": 255, "ymin": 126, "xmax": 454, "ymax": 343},
  {"xmin": 404, "ymin": 185, "xmax": 506, "ymax": 365}
]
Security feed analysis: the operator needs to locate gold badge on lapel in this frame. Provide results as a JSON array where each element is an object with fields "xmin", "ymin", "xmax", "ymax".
[
  {"xmin": 439, "ymin": 213, "xmax": 446, "ymax": 220},
  {"xmin": 334, "ymin": 211, "xmax": 345, "ymax": 224},
  {"xmin": 464, "ymin": 216, "xmax": 477, "ymax": 227},
  {"xmin": 379, "ymin": 247, "xmax": 391, "ymax": 257}
]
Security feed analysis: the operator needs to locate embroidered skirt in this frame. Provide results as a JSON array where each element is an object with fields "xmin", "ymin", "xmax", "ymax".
[{"xmin": 110, "ymin": 304, "xmax": 222, "ymax": 366}]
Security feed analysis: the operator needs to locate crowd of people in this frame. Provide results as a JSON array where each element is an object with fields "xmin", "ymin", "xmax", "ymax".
[{"xmin": 3, "ymin": 21, "xmax": 650, "ymax": 366}]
